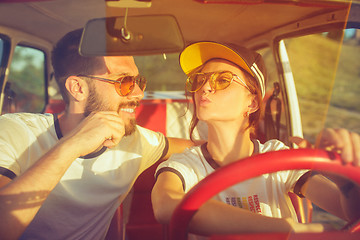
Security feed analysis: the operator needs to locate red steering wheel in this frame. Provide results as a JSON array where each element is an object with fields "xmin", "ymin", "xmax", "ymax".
[{"xmin": 169, "ymin": 149, "xmax": 360, "ymax": 240}]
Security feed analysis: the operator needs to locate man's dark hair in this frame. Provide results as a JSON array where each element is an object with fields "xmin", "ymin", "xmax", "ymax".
[{"xmin": 51, "ymin": 28, "xmax": 107, "ymax": 105}]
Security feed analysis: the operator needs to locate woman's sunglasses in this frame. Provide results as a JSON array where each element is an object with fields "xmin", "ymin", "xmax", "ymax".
[
  {"xmin": 78, "ymin": 74, "xmax": 147, "ymax": 96},
  {"xmin": 186, "ymin": 71, "xmax": 250, "ymax": 93}
]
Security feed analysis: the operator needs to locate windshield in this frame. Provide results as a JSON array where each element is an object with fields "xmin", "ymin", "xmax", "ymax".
[{"xmin": 134, "ymin": 53, "xmax": 186, "ymax": 95}]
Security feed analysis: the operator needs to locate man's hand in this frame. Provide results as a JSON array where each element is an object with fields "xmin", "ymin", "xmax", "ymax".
[
  {"xmin": 290, "ymin": 128, "xmax": 360, "ymax": 166},
  {"xmin": 64, "ymin": 111, "xmax": 126, "ymax": 157},
  {"xmin": 0, "ymin": 111, "xmax": 127, "ymax": 240}
]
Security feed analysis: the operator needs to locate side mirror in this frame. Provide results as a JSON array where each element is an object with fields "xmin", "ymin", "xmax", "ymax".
[{"xmin": 79, "ymin": 15, "xmax": 184, "ymax": 56}]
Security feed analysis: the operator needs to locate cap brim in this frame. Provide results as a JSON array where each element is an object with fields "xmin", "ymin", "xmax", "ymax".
[{"xmin": 179, "ymin": 42, "xmax": 253, "ymax": 77}]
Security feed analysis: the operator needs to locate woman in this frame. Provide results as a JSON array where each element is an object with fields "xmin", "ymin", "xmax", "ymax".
[{"xmin": 151, "ymin": 42, "xmax": 360, "ymax": 238}]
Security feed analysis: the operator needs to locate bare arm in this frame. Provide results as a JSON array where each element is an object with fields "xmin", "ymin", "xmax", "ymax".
[
  {"xmin": 300, "ymin": 173, "xmax": 360, "ymax": 222},
  {"xmin": 291, "ymin": 128, "xmax": 360, "ymax": 222},
  {"xmin": 0, "ymin": 138, "xmax": 81, "ymax": 239},
  {"xmin": 0, "ymin": 111, "xmax": 125, "ymax": 239},
  {"xmin": 163, "ymin": 137, "xmax": 204, "ymax": 160},
  {"xmin": 152, "ymin": 171, "xmax": 326, "ymax": 236}
]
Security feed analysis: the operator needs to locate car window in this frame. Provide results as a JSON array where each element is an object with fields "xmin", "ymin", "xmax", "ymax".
[
  {"xmin": 284, "ymin": 28, "xmax": 360, "ymax": 144},
  {"xmin": 6, "ymin": 45, "xmax": 46, "ymax": 113},
  {"xmin": 134, "ymin": 53, "xmax": 186, "ymax": 93},
  {"xmin": 257, "ymin": 47, "xmax": 289, "ymax": 144},
  {"xmin": 0, "ymin": 35, "xmax": 11, "ymax": 114}
]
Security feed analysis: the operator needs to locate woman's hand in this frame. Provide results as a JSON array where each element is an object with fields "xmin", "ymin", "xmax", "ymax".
[
  {"xmin": 290, "ymin": 128, "xmax": 360, "ymax": 166},
  {"xmin": 284, "ymin": 218, "xmax": 334, "ymax": 233}
]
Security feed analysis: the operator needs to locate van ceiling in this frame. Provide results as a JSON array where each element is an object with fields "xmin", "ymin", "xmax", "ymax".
[{"xmin": 0, "ymin": 0, "xmax": 352, "ymax": 46}]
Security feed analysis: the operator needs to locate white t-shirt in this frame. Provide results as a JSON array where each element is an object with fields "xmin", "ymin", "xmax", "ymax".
[
  {"xmin": 156, "ymin": 139, "xmax": 307, "ymax": 225},
  {"xmin": 0, "ymin": 113, "xmax": 167, "ymax": 240}
]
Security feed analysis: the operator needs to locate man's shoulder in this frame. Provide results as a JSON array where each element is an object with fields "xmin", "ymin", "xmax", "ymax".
[
  {"xmin": 0, "ymin": 113, "xmax": 54, "ymax": 132},
  {"xmin": 0, "ymin": 112, "xmax": 53, "ymax": 123},
  {"xmin": 120, "ymin": 125, "xmax": 165, "ymax": 150},
  {"xmin": 134, "ymin": 125, "xmax": 165, "ymax": 139}
]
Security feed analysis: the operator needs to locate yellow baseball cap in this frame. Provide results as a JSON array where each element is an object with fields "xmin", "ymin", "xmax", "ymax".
[{"xmin": 179, "ymin": 41, "xmax": 266, "ymax": 97}]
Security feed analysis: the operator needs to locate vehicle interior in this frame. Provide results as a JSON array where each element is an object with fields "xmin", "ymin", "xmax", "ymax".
[{"xmin": 0, "ymin": 0, "xmax": 359, "ymax": 239}]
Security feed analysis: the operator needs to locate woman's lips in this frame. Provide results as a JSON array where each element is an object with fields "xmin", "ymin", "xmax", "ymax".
[{"xmin": 198, "ymin": 96, "xmax": 211, "ymax": 106}]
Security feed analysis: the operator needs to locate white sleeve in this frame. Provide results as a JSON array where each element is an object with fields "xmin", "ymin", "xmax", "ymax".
[
  {"xmin": 0, "ymin": 115, "xmax": 27, "ymax": 177},
  {"xmin": 137, "ymin": 126, "xmax": 168, "ymax": 170},
  {"xmin": 155, "ymin": 150, "xmax": 201, "ymax": 193}
]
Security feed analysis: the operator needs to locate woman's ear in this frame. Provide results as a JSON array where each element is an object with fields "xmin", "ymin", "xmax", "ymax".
[
  {"xmin": 247, "ymin": 94, "xmax": 259, "ymax": 114},
  {"xmin": 64, "ymin": 76, "xmax": 88, "ymax": 102}
]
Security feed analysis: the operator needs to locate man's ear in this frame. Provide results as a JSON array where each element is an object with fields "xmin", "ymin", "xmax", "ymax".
[{"xmin": 65, "ymin": 76, "xmax": 88, "ymax": 102}]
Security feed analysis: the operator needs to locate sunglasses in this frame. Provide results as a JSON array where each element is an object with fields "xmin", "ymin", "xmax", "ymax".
[
  {"xmin": 78, "ymin": 74, "xmax": 147, "ymax": 96},
  {"xmin": 186, "ymin": 71, "xmax": 250, "ymax": 93}
]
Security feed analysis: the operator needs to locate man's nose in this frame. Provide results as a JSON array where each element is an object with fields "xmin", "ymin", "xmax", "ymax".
[{"xmin": 128, "ymin": 83, "xmax": 144, "ymax": 100}]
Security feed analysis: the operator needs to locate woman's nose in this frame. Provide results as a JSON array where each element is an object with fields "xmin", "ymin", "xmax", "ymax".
[{"xmin": 200, "ymin": 79, "xmax": 213, "ymax": 94}]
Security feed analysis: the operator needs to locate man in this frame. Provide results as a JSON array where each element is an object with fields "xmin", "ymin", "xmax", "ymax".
[{"xmin": 0, "ymin": 29, "xmax": 193, "ymax": 239}]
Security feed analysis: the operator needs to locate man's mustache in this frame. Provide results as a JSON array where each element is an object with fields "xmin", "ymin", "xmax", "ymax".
[{"xmin": 118, "ymin": 100, "xmax": 140, "ymax": 110}]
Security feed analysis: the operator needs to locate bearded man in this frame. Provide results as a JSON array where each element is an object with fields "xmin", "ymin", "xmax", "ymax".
[{"xmin": 0, "ymin": 29, "xmax": 193, "ymax": 240}]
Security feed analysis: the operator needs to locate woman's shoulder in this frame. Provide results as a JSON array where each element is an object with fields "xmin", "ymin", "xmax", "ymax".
[{"xmin": 169, "ymin": 144, "xmax": 204, "ymax": 161}]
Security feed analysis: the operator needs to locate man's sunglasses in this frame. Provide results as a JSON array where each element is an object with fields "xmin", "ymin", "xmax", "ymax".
[
  {"xmin": 78, "ymin": 74, "xmax": 147, "ymax": 96},
  {"xmin": 186, "ymin": 71, "xmax": 250, "ymax": 93}
]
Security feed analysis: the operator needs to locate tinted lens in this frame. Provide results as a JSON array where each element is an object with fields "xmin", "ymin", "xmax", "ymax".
[
  {"xmin": 212, "ymin": 72, "xmax": 232, "ymax": 90},
  {"xmin": 185, "ymin": 77, "xmax": 194, "ymax": 92},
  {"xmin": 114, "ymin": 82, "xmax": 122, "ymax": 96},
  {"xmin": 186, "ymin": 73, "xmax": 207, "ymax": 92},
  {"xmin": 136, "ymin": 76, "xmax": 147, "ymax": 91},
  {"xmin": 119, "ymin": 76, "xmax": 135, "ymax": 96}
]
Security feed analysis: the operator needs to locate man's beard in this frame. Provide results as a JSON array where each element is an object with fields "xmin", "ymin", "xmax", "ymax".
[{"xmin": 84, "ymin": 85, "xmax": 138, "ymax": 136}]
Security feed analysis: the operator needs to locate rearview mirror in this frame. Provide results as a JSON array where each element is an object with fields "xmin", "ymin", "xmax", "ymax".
[{"xmin": 79, "ymin": 15, "xmax": 184, "ymax": 56}]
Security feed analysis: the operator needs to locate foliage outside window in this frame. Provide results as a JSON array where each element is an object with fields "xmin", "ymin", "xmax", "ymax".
[
  {"xmin": 284, "ymin": 29, "xmax": 360, "ymax": 144},
  {"xmin": 7, "ymin": 45, "xmax": 46, "ymax": 113}
]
